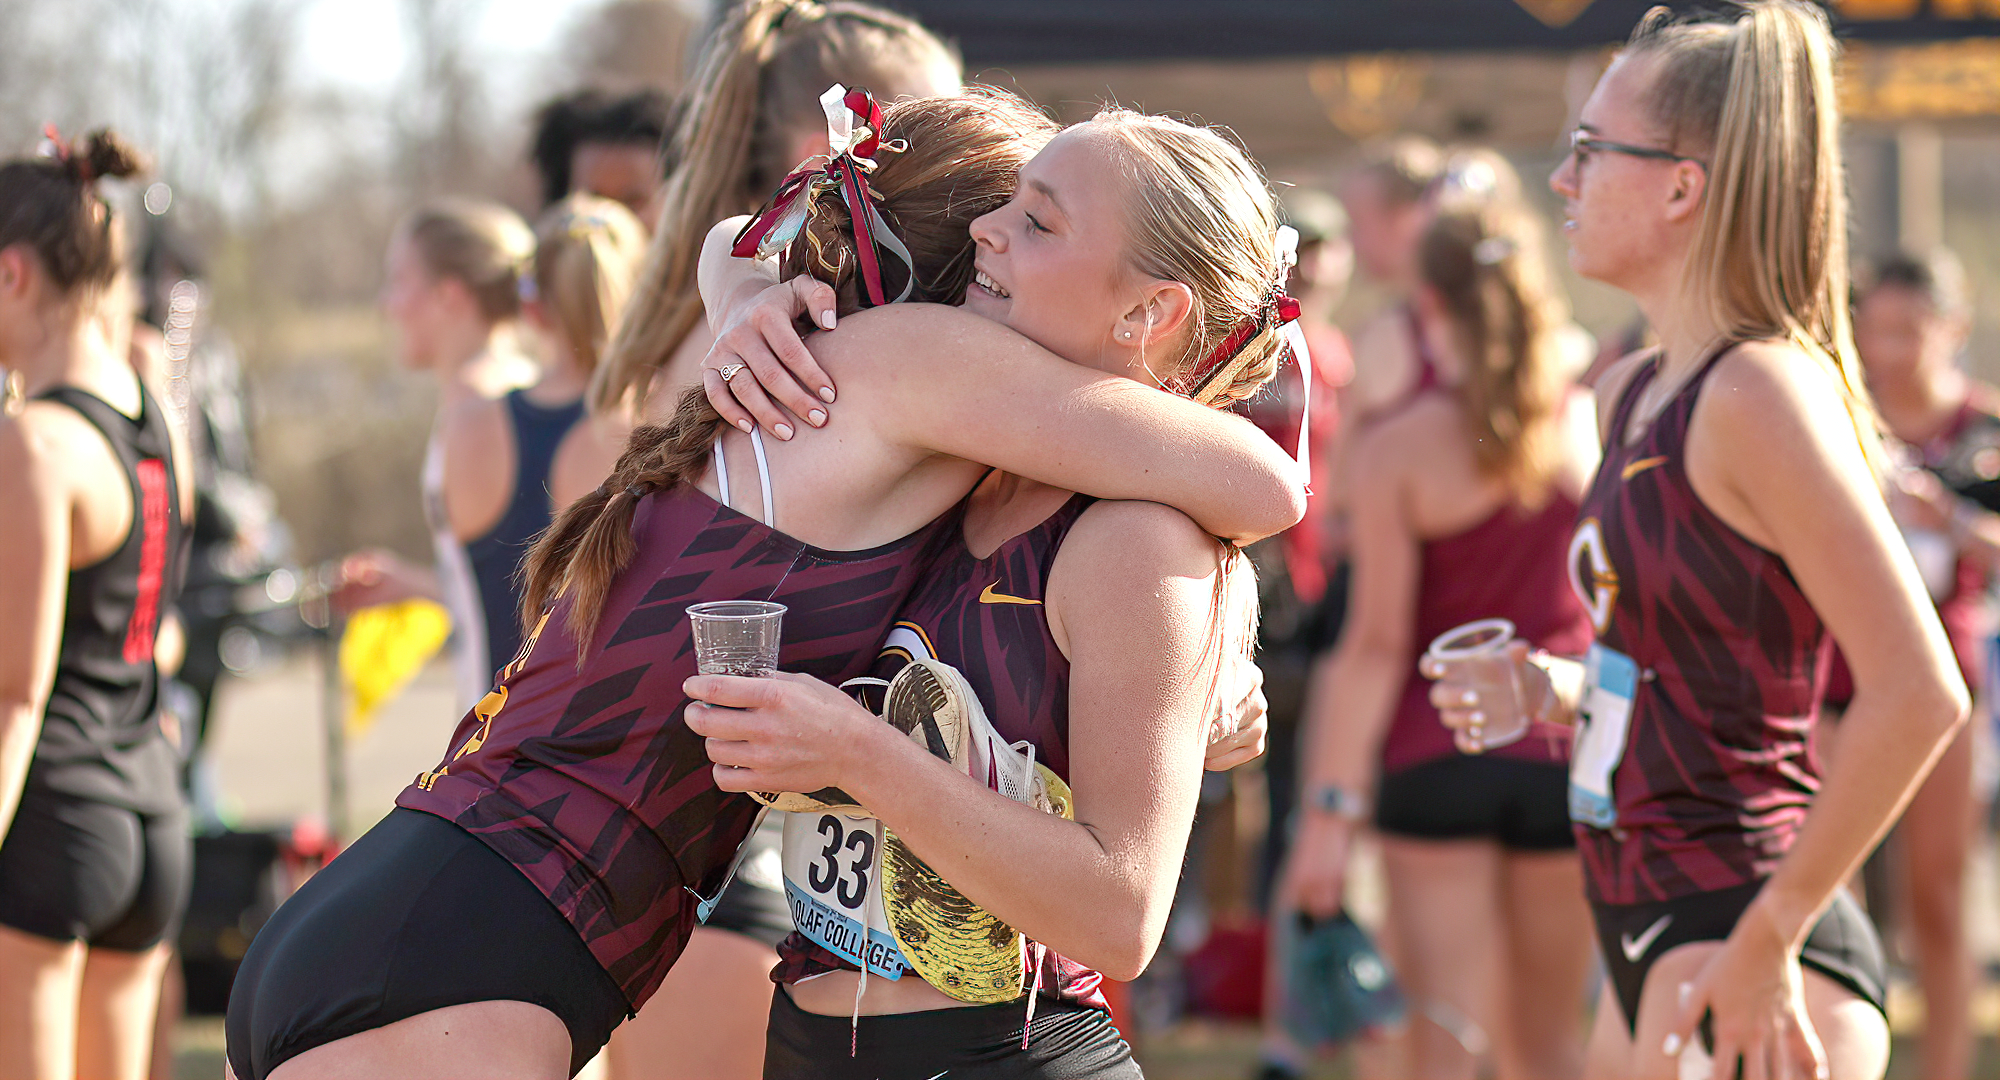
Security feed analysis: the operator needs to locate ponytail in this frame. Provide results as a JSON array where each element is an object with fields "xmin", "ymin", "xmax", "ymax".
[
  {"xmin": 1420, "ymin": 204, "xmax": 1568, "ymax": 506},
  {"xmin": 400, "ymin": 199, "xmax": 534, "ymax": 324},
  {"xmin": 590, "ymin": 0, "xmax": 958, "ymax": 414},
  {"xmin": 0, "ymin": 128, "xmax": 147, "ymax": 296},
  {"xmin": 519, "ymin": 385, "xmax": 725, "ymax": 655},
  {"xmin": 1628, "ymin": 0, "xmax": 1882, "ymax": 473},
  {"xmin": 531, "ymin": 194, "xmax": 649, "ymax": 377}
]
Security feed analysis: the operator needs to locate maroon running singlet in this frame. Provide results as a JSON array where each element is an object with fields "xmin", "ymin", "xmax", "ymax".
[
  {"xmin": 1568, "ymin": 346, "xmax": 1831, "ymax": 906},
  {"xmin": 772, "ymin": 492, "xmax": 1112, "ymax": 1011},
  {"xmin": 1382, "ymin": 495, "xmax": 1591, "ymax": 775},
  {"xmin": 397, "ymin": 484, "xmax": 960, "ymax": 1008}
]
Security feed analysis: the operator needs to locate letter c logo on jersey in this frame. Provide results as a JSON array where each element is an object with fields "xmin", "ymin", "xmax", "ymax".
[{"xmin": 1568, "ymin": 517, "xmax": 1619, "ymax": 636}]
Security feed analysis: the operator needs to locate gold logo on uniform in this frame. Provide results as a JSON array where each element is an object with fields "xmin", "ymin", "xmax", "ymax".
[
  {"xmin": 1569, "ymin": 517, "xmax": 1620, "ymax": 636},
  {"xmin": 1621, "ymin": 455, "xmax": 1669, "ymax": 481},
  {"xmin": 978, "ymin": 582, "xmax": 1041, "ymax": 606}
]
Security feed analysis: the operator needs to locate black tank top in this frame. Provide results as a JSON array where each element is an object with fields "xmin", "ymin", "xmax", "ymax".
[
  {"xmin": 31, "ymin": 384, "xmax": 187, "ymax": 813},
  {"xmin": 465, "ymin": 390, "xmax": 586, "ymax": 676}
]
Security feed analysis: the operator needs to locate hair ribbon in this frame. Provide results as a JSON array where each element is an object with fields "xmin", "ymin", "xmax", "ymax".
[
  {"xmin": 730, "ymin": 84, "xmax": 915, "ymax": 308},
  {"xmin": 1183, "ymin": 225, "xmax": 1314, "ymax": 488}
]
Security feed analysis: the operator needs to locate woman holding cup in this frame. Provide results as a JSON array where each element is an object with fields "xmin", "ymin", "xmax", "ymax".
[
  {"xmin": 1279, "ymin": 197, "xmax": 1600, "ymax": 1080},
  {"xmin": 223, "ymin": 90, "xmax": 1297, "ymax": 1080},
  {"xmin": 1432, "ymin": 5, "xmax": 1968, "ymax": 1078}
]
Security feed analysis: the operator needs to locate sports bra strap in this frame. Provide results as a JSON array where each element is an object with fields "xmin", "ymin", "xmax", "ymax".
[{"xmin": 712, "ymin": 428, "xmax": 776, "ymax": 528}]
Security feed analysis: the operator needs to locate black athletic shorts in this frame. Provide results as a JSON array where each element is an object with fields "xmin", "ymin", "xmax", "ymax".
[
  {"xmin": 1373, "ymin": 755, "xmax": 1574, "ymax": 850},
  {"xmin": 764, "ymin": 985, "xmax": 1142, "ymax": 1080},
  {"xmin": 702, "ymin": 814, "xmax": 793, "ymax": 949},
  {"xmin": 1591, "ymin": 879, "xmax": 1887, "ymax": 1035},
  {"xmin": 225, "ymin": 809, "xmax": 630, "ymax": 1080},
  {"xmin": 0, "ymin": 786, "xmax": 189, "ymax": 950}
]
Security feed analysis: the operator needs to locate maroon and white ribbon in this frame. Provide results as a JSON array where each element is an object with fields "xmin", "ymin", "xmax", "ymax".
[{"xmin": 730, "ymin": 84, "xmax": 915, "ymax": 308}]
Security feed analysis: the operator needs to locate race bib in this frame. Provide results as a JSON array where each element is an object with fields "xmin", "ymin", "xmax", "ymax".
[
  {"xmin": 1568, "ymin": 642, "xmax": 1638, "ymax": 829},
  {"xmin": 781, "ymin": 811, "xmax": 908, "ymax": 980}
]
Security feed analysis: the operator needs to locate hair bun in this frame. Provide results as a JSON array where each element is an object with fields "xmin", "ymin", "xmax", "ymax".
[{"xmin": 78, "ymin": 129, "xmax": 147, "ymax": 183}]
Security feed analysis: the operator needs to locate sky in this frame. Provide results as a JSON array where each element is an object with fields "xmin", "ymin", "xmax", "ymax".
[{"xmin": 298, "ymin": 0, "xmax": 607, "ymax": 118}]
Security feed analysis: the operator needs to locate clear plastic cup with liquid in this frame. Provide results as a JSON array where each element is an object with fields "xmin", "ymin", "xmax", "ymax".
[
  {"xmin": 686, "ymin": 601, "xmax": 786, "ymax": 677},
  {"xmin": 1425, "ymin": 617, "xmax": 1529, "ymax": 754}
]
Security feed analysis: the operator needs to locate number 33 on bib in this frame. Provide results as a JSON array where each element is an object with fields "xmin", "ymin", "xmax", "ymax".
[{"xmin": 779, "ymin": 659, "xmax": 1076, "ymax": 1003}]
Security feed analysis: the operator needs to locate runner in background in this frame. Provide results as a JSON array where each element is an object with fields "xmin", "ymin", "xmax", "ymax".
[
  {"xmin": 0, "ymin": 130, "xmax": 196, "ymax": 1080},
  {"xmin": 529, "ymin": 88, "xmax": 677, "ymax": 221},
  {"xmin": 589, "ymin": 5, "xmax": 960, "ymax": 1077},
  {"xmin": 1247, "ymin": 189, "xmax": 1355, "ymax": 899},
  {"xmin": 1280, "ymin": 196, "xmax": 1597, "ymax": 1080},
  {"xmin": 1339, "ymin": 137, "xmax": 1445, "ymax": 422},
  {"xmin": 1435, "ymin": 5, "xmax": 1967, "ymax": 1077},
  {"xmin": 330, "ymin": 200, "xmax": 539, "ymax": 713},
  {"xmin": 1838, "ymin": 249, "xmax": 1999, "ymax": 1080},
  {"xmin": 1237, "ymin": 188, "xmax": 1356, "ymax": 1080}
]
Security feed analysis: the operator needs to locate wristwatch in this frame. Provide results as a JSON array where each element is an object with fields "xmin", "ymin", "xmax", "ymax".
[{"xmin": 1308, "ymin": 783, "xmax": 1370, "ymax": 821}]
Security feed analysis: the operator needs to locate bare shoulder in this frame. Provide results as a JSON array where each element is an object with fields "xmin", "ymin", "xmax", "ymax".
[
  {"xmin": 0, "ymin": 403, "xmax": 90, "ymax": 507},
  {"xmin": 1697, "ymin": 339, "xmax": 1848, "ymax": 434},
  {"xmin": 1348, "ymin": 393, "xmax": 1446, "ymax": 484},
  {"xmin": 1058, "ymin": 500, "xmax": 1225, "ymax": 586},
  {"xmin": 441, "ymin": 392, "xmax": 511, "ymax": 461}
]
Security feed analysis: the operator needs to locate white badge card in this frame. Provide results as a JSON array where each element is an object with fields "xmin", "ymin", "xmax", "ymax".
[
  {"xmin": 1568, "ymin": 642, "xmax": 1639, "ymax": 829},
  {"xmin": 781, "ymin": 811, "xmax": 908, "ymax": 980}
]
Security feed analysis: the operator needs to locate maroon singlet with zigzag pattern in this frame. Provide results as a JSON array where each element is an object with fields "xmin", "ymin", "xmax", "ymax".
[
  {"xmin": 771, "ymin": 492, "xmax": 1112, "ymax": 1011},
  {"xmin": 397, "ymin": 485, "xmax": 959, "ymax": 1009},
  {"xmin": 1569, "ymin": 346, "xmax": 1830, "ymax": 906}
]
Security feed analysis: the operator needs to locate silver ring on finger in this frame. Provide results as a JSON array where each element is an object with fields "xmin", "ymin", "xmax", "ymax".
[{"xmin": 718, "ymin": 363, "xmax": 746, "ymax": 383}]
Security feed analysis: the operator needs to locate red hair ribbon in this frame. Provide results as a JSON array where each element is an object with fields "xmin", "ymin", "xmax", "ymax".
[
  {"xmin": 1184, "ymin": 282, "xmax": 1314, "ymax": 488},
  {"xmin": 40, "ymin": 124, "xmax": 98, "ymax": 184},
  {"xmin": 730, "ymin": 84, "xmax": 914, "ymax": 309}
]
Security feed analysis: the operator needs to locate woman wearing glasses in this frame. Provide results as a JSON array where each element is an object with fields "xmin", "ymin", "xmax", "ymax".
[{"xmin": 1430, "ymin": 5, "xmax": 1966, "ymax": 1079}]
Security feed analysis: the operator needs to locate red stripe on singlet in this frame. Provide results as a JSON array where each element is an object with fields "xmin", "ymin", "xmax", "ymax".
[{"xmin": 122, "ymin": 458, "xmax": 170, "ymax": 664}]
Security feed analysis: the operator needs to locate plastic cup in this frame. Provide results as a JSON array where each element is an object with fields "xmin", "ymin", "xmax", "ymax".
[
  {"xmin": 1425, "ymin": 617, "xmax": 1528, "ymax": 753},
  {"xmin": 686, "ymin": 601, "xmax": 786, "ymax": 677}
]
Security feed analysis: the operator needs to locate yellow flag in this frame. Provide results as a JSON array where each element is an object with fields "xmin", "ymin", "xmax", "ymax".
[{"xmin": 340, "ymin": 599, "xmax": 452, "ymax": 740}]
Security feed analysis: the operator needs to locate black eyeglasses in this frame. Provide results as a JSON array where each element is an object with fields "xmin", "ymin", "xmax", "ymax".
[{"xmin": 1568, "ymin": 129, "xmax": 1704, "ymax": 169}]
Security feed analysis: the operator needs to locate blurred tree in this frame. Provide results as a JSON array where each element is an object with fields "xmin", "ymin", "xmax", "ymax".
[
  {"xmin": 397, "ymin": 0, "xmax": 491, "ymax": 198},
  {"xmin": 558, "ymin": 0, "xmax": 703, "ymax": 94}
]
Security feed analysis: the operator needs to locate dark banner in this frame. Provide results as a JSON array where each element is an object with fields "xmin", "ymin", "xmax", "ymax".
[{"xmin": 876, "ymin": 1, "xmax": 2000, "ymax": 66}]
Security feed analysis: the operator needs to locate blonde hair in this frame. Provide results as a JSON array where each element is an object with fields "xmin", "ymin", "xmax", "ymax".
[
  {"xmin": 400, "ymin": 199, "xmax": 534, "ymax": 324},
  {"xmin": 1352, "ymin": 134, "xmax": 1445, "ymax": 207},
  {"xmin": 589, "ymin": 0, "xmax": 959, "ymax": 413},
  {"xmin": 1419, "ymin": 202, "xmax": 1570, "ymax": 507},
  {"xmin": 531, "ymin": 194, "xmax": 649, "ymax": 378},
  {"xmin": 1077, "ymin": 108, "xmax": 1288, "ymax": 710},
  {"xmin": 1084, "ymin": 109, "xmax": 1289, "ymax": 410},
  {"xmin": 1627, "ymin": 0, "xmax": 1882, "ymax": 469}
]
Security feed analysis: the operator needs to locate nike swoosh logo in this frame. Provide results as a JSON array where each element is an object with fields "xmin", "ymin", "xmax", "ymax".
[
  {"xmin": 1621, "ymin": 455, "xmax": 1669, "ymax": 480},
  {"xmin": 1620, "ymin": 914, "xmax": 1672, "ymax": 963},
  {"xmin": 979, "ymin": 582, "xmax": 1041, "ymax": 606}
]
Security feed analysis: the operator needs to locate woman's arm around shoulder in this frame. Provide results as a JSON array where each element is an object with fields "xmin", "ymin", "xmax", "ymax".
[
  {"xmin": 790, "ymin": 306, "xmax": 1307, "ymax": 544},
  {"xmin": 0, "ymin": 406, "xmax": 78, "ymax": 837}
]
